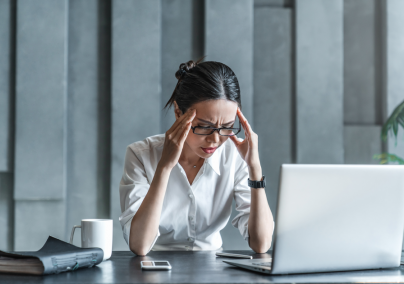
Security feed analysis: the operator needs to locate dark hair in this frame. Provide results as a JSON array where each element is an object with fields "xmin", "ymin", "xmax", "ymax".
[{"xmin": 164, "ymin": 58, "xmax": 241, "ymax": 114}]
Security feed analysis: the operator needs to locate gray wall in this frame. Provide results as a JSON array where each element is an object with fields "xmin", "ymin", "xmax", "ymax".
[
  {"xmin": 343, "ymin": 0, "xmax": 384, "ymax": 165},
  {"xmin": 295, "ymin": 0, "xmax": 344, "ymax": 164},
  {"xmin": 0, "ymin": 0, "xmax": 403, "ymax": 252}
]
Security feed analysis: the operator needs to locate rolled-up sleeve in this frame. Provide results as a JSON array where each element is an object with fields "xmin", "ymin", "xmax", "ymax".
[
  {"xmin": 231, "ymin": 156, "xmax": 251, "ymax": 242},
  {"xmin": 119, "ymin": 146, "xmax": 160, "ymax": 252}
]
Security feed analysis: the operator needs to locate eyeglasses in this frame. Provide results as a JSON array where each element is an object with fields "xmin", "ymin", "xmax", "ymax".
[{"xmin": 190, "ymin": 121, "xmax": 241, "ymax": 136}]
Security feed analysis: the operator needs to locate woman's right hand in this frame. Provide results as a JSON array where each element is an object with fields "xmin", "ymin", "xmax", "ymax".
[{"xmin": 158, "ymin": 108, "xmax": 196, "ymax": 170}]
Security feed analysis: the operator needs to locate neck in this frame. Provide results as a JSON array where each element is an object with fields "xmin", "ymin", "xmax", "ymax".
[{"xmin": 179, "ymin": 142, "xmax": 203, "ymax": 166}]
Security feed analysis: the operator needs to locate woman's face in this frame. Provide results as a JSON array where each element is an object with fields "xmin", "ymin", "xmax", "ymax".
[{"xmin": 176, "ymin": 99, "xmax": 238, "ymax": 158}]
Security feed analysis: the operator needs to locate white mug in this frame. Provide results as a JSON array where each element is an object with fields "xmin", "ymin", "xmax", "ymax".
[{"xmin": 70, "ymin": 219, "xmax": 113, "ymax": 261}]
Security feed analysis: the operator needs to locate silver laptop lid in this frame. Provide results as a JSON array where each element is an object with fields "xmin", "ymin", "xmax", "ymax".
[{"xmin": 271, "ymin": 164, "xmax": 404, "ymax": 274}]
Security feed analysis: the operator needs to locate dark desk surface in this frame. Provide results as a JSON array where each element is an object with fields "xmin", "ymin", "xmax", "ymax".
[{"xmin": 1, "ymin": 250, "xmax": 404, "ymax": 284}]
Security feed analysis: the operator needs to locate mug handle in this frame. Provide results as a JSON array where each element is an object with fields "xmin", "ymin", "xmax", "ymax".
[{"xmin": 70, "ymin": 225, "xmax": 81, "ymax": 244}]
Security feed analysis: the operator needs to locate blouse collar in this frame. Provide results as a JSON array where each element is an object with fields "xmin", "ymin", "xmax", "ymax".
[{"xmin": 206, "ymin": 145, "xmax": 222, "ymax": 176}]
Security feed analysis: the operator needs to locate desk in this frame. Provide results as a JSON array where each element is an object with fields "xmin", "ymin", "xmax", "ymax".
[{"xmin": 1, "ymin": 250, "xmax": 404, "ymax": 283}]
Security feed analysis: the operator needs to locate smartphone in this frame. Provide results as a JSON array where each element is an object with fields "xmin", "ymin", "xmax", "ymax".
[
  {"xmin": 215, "ymin": 252, "xmax": 253, "ymax": 259},
  {"xmin": 141, "ymin": 260, "xmax": 172, "ymax": 270}
]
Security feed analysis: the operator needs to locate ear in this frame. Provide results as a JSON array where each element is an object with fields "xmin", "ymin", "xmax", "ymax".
[{"xmin": 173, "ymin": 101, "xmax": 183, "ymax": 120}]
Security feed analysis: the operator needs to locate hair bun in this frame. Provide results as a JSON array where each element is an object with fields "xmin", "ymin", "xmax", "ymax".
[{"xmin": 175, "ymin": 60, "xmax": 197, "ymax": 80}]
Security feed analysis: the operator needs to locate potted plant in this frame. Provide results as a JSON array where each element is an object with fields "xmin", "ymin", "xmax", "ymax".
[{"xmin": 374, "ymin": 100, "xmax": 404, "ymax": 164}]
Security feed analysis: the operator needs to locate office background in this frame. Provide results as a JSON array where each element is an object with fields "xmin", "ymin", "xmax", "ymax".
[{"xmin": 0, "ymin": 0, "xmax": 403, "ymax": 251}]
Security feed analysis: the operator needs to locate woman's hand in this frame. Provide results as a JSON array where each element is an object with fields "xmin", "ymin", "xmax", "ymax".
[
  {"xmin": 158, "ymin": 108, "xmax": 196, "ymax": 170},
  {"xmin": 230, "ymin": 108, "xmax": 261, "ymax": 172}
]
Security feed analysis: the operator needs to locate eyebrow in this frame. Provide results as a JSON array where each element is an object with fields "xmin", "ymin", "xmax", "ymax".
[{"xmin": 197, "ymin": 118, "xmax": 235, "ymax": 127}]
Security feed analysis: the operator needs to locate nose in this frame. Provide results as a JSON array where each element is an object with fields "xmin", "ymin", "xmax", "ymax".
[{"xmin": 207, "ymin": 130, "xmax": 220, "ymax": 143}]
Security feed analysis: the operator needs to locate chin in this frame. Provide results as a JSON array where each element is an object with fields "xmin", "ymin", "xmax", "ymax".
[{"xmin": 197, "ymin": 149, "xmax": 214, "ymax": 158}]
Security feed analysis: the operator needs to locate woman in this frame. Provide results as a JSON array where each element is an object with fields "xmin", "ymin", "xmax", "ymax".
[{"xmin": 119, "ymin": 59, "xmax": 274, "ymax": 256}]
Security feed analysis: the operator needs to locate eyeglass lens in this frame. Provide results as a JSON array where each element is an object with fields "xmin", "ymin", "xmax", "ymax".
[
  {"xmin": 193, "ymin": 128, "xmax": 237, "ymax": 136},
  {"xmin": 193, "ymin": 115, "xmax": 240, "ymax": 136}
]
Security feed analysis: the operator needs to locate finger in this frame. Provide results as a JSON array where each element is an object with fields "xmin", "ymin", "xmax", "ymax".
[
  {"xmin": 238, "ymin": 121, "xmax": 248, "ymax": 142},
  {"xmin": 167, "ymin": 115, "xmax": 187, "ymax": 135},
  {"xmin": 237, "ymin": 108, "xmax": 248, "ymax": 126},
  {"xmin": 176, "ymin": 110, "xmax": 196, "ymax": 134},
  {"xmin": 168, "ymin": 109, "xmax": 195, "ymax": 134},
  {"xmin": 176, "ymin": 108, "xmax": 195, "ymax": 126},
  {"xmin": 237, "ymin": 108, "xmax": 248, "ymax": 129},
  {"xmin": 237, "ymin": 107, "xmax": 248, "ymax": 123},
  {"xmin": 167, "ymin": 108, "xmax": 195, "ymax": 134},
  {"xmin": 171, "ymin": 109, "xmax": 195, "ymax": 141},
  {"xmin": 238, "ymin": 115, "xmax": 249, "ymax": 138},
  {"xmin": 184, "ymin": 109, "xmax": 196, "ymax": 124},
  {"xmin": 246, "ymin": 121, "xmax": 253, "ymax": 137},
  {"xmin": 237, "ymin": 108, "xmax": 252, "ymax": 138},
  {"xmin": 171, "ymin": 116, "xmax": 192, "ymax": 142},
  {"xmin": 229, "ymin": 134, "xmax": 241, "ymax": 146},
  {"xmin": 178, "ymin": 121, "xmax": 192, "ymax": 145}
]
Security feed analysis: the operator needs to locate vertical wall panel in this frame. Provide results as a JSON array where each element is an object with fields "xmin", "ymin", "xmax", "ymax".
[
  {"xmin": 295, "ymin": 0, "xmax": 344, "ymax": 164},
  {"xmin": 205, "ymin": 0, "xmax": 253, "ymax": 250},
  {"xmin": 0, "ymin": 0, "xmax": 13, "ymax": 172},
  {"xmin": 66, "ymin": 0, "xmax": 111, "ymax": 246},
  {"xmin": 254, "ymin": 7, "xmax": 292, "ymax": 219},
  {"xmin": 14, "ymin": 0, "xmax": 67, "ymax": 200},
  {"xmin": 344, "ymin": 126, "xmax": 382, "ymax": 164},
  {"xmin": 161, "ymin": 0, "xmax": 194, "ymax": 133},
  {"xmin": 205, "ymin": 0, "xmax": 254, "ymax": 125},
  {"xmin": 14, "ymin": 0, "xmax": 67, "ymax": 249},
  {"xmin": 385, "ymin": 0, "xmax": 404, "ymax": 161},
  {"xmin": 111, "ymin": 0, "xmax": 161, "ymax": 250},
  {"xmin": 0, "ymin": 174, "xmax": 13, "ymax": 251},
  {"xmin": 344, "ymin": 0, "xmax": 381, "ymax": 125}
]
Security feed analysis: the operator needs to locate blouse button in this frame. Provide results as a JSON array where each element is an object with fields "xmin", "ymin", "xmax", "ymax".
[
  {"xmin": 189, "ymin": 216, "xmax": 193, "ymax": 221},
  {"xmin": 188, "ymin": 194, "xmax": 193, "ymax": 199},
  {"xmin": 188, "ymin": 237, "xmax": 194, "ymax": 242}
]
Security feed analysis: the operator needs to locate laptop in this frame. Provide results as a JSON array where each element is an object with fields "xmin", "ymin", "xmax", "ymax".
[{"xmin": 224, "ymin": 164, "xmax": 404, "ymax": 274}]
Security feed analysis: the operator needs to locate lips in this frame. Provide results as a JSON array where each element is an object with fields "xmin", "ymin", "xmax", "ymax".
[{"xmin": 201, "ymin": 147, "xmax": 217, "ymax": 154}]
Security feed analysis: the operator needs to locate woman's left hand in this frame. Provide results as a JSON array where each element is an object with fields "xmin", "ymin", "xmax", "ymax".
[{"xmin": 230, "ymin": 108, "xmax": 261, "ymax": 170}]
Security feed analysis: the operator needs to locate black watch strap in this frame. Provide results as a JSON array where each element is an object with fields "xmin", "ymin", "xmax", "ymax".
[{"xmin": 248, "ymin": 175, "xmax": 266, "ymax": 188}]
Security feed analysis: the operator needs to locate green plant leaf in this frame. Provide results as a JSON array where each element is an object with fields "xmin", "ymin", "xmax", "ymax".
[
  {"xmin": 381, "ymin": 100, "xmax": 404, "ymax": 142},
  {"xmin": 373, "ymin": 153, "xmax": 404, "ymax": 165},
  {"xmin": 393, "ymin": 121, "xmax": 398, "ymax": 137},
  {"xmin": 398, "ymin": 116, "xmax": 404, "ymax": 128}
]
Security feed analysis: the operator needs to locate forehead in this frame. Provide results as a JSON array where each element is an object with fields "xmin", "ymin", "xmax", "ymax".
[{"xmin": 192, "ymin": 99, "xmax": 238, "ymax": 123}]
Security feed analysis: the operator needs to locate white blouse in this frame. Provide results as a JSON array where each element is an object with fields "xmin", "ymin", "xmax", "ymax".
[{"xmin": 118, "ymin": 133, "xmax": 251, "ymax": 252}]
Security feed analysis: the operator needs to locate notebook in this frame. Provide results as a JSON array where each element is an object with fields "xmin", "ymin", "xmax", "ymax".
[{"xmin": 0, "ymin": 236, "xmax": 103, "ymax": 275}]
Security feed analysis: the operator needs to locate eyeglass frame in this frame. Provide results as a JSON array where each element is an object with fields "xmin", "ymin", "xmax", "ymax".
[{"xmin": 190, "ymin": 120, "xmax": 241, "ymax": 136}]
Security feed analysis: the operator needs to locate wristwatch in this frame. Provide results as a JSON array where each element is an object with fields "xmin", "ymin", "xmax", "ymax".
[{"xmin": 248, "ymin": 176, "xmax": 266, "ymax": 188}]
